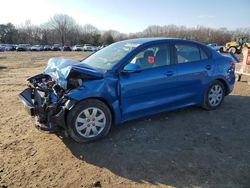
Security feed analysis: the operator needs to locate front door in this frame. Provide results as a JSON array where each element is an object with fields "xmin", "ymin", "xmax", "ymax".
[{"xmin": 119, "ymin": 43, "xmax": 179, "ymax": 121}]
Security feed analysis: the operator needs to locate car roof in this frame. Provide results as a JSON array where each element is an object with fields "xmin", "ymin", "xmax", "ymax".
[{"xmin": 120, "ymin": 37, "xmax": 204, "ymax": 46}]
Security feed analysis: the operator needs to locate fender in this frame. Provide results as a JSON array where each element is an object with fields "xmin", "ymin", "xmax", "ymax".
[{"xmin": 66, "ymin": 78, "xmax": 123, "ymax": 124}]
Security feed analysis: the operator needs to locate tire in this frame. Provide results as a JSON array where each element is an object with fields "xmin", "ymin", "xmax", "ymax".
[
  {"xmin": 203, "ymin": 80, "xmax": 225, "ymax": 110},
  {"xmin": 229, "ymin": 47, "xmax": 237, "ymax": 54},
  {"xmin": 235, "ymin": 74, "xmax": 242, "ymax": 82},
  {"xmin": 67, "ymin": 99, "xmax": 112, "ymax": 143}
]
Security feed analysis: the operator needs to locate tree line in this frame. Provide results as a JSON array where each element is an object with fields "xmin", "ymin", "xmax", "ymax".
[{"xmin": 0, "ymin": 14, "xmax": 250, "ymax": 46}]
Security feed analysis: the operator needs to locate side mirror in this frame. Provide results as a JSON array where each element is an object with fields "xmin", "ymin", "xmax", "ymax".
[{"xmin": 122, "ymin": 63, "xmax": 141, "ymax": 74}]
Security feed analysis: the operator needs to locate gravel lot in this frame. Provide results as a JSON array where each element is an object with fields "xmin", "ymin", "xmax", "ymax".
[{"xmin": 0, "ymin": 52, "xmax": 249, "ymax": 188}]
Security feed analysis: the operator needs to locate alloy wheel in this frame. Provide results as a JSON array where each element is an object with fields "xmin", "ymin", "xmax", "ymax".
[
  {"xmin": 75, "ymin": 107, "xmax": 106, "ymax": 138},
  {"xmin": 208, "ymin": 84, "xmax": 223, "ymax": 107}
]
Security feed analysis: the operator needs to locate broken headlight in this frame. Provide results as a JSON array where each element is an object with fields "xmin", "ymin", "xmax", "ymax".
[{"xmin": 68, "ymin": 78, "xmax": 83, "ymax": 89}]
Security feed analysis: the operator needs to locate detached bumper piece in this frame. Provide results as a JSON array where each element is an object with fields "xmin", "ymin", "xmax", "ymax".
[
  {"xmin": 19, "ymin": 88, "xmax": 41, "ymax": 116},
  {"xmin": 19, "ymin": 87, "xmax": 66, "ymax": 133}
]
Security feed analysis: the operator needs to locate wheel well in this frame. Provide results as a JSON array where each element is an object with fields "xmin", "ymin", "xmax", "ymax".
[
  {"xmin": 80, "ymin": 97, "xmax": 115, "ymax": 123},
  {"xmin": 216, "ymin": 79, "xmax": 229, "ymax": 95}
]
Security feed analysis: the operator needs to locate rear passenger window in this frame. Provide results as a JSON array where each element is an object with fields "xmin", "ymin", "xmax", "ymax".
[
  {"xmin": 175, "ymin": 43, "xmax": 210, "ymax": 64},
  {"xmin": 200, "ymin": 47, "xmax": 210, "ymax": 60},
  {"xmin": 175, "ymin": 44, "xmax": 200, "ymax": 63}
]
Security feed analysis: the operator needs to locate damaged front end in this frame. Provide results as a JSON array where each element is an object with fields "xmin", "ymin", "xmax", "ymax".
[
  {"xmin": 19, "ymin": 58, "xmax": 103, "ymax": 132},
  {"xmin": 19, "ymin": 73, "xmax": 75, "ymax": 132}
]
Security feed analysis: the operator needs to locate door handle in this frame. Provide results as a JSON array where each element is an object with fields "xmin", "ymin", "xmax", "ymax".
[
  {"xmin": 165, "ymin": 71, "xmax": 175, "ymax": 76},
  {"xmin": 205, "ymin": 65, "xmax": 211, "ymax": 70}
]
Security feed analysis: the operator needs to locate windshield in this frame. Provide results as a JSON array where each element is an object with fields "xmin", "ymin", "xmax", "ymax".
[{"xmin": 81, "ymin": 41, "xmax": 140, "ymax": 70}]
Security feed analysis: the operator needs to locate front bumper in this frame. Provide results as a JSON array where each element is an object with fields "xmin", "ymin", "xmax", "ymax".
[
  {"xmin": 19, "ymin": 88, "xmax": 41, "ymax": 116},
  {"xmin": 19, "ymin": 87, "xmax": 70, "ymax": 132}
]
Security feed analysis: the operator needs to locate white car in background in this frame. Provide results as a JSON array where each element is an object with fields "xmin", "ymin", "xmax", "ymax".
[
  {"xmin": 83, "ymin": 44, "xmax": 97, "ymax": 52},
  {"xmin": 207, "ymin": 43, "xmax": 224, "ymax": 53},
  {"xmin": 30, "ymin": 45, "xmax": 44, "ymax": 51},
  {"xmin": 72, "ymin": 45, "xmax": 83, "ymax": 51}
]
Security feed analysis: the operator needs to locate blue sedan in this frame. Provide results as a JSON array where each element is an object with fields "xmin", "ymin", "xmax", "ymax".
[{"xmin": 19, "ymin": 38, "xmax": 235, "ymax": 142}]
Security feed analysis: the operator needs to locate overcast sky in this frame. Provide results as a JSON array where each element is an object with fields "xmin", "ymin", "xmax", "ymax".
[{"xmin": 0, "ymin": 0, "xmax": 249, "ymax": 33}]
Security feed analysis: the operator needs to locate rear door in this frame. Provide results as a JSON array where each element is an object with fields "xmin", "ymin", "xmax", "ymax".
[{"xmin": 172, "ymin": 42, "xmax": 213, "ymax": 104}]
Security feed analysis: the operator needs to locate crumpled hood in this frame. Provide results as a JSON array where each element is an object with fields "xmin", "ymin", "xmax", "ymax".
[{"xmin": 44, "ymin": 58, "xmax": 103, "ymax": 89}]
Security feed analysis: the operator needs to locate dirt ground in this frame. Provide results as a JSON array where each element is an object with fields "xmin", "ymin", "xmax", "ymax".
[{"xmin": 0, "ymin": 52, "xmax": 249, "ymax": 188}]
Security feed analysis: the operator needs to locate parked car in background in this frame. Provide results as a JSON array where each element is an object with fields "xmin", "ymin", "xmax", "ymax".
[
  {"xmin": 16, "ymin": 44, "xmax": 30, "ymax": 51},
  {"xmin": 95, "ymin": 45, "xmax": 106, "ymax": 51},
  {"xmin": 43, "ymin": 45, "xmax": 52, "ymax": 51},
  {"xmin": 31, "ymin": 45, "xmax": 44, "ymax": 51},
  {"xmin": 0, "ymin": 44, "xmax": 6, "ymax": 52},
  {"xmin": 19, "ymin": 38, "xmax": 236, "ymax": 143},
  {"xmin": 83, "ymin": 44, "xmax": 97, "ymax": 52},
  {"xmin": 207, "ymin": 43, "xmax": 224, "ymax": 53},
  {"xmin": 99, "ymin": 45, "xmax": 107, "ymax": 49},
  {"xmin": 62, "ymin": 45, "xmax": 72, "ymax": 51},
  {"xmin": 51, "ymin": 44, "xmax": 62, "ymax": 51},
  {"xmin": 72, "ymin": 45, "xmax": 83, "ymax": 51},
  {"xmin": 4, "ymin": 44, "xmax": 16, "ymax": 51},
  {"xmin": 26, "ymin": 44, "xmax": 31, "ymax": 51}
]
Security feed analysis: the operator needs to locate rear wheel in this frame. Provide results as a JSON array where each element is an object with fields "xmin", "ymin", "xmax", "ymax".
[
  {"xmin": 203, "ymin": 80, "xmax": 225, "ymax": 110},
  {"xmin": 67, "ymin": 99, "xmax": 112, "ymax": 143}
]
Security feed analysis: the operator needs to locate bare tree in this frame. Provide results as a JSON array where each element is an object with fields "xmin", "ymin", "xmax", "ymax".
[
  {"xmin": 81, "ymin": 24, "xmax": 100, "ymax": 45},
  {"xmin": 1, "ymin": 13, "xmax": 250, "ymax": 46},
  {"xmin": 48, "ymin": 14, "xmax": 76, "ymax": 45},
  {"xmin": 0, "ymin": 23, "xmax": 18, "ymax": 43},
  {"xmin": 101, "ymin": 31, "xmax": 114, "ymax": 45}
]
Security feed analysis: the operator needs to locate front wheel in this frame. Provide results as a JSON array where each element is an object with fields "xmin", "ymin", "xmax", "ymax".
[
  {"xmin": 203, "ymin": 81, "xmax": 225, "ymax": 110},
  {"xmin": 67, "ymin": 99, "xmax": 112, "ymax": 143}
]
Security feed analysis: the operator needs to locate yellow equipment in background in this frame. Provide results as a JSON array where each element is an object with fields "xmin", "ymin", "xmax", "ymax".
[{"xmin": 224, "ymin": 37, "xmax": 250, "ymax": 54}]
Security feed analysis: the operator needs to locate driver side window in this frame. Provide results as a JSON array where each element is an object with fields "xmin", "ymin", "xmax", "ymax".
[{"xmin": 128, "ymin": 44, "xmax": 170, "ymax": 70}]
